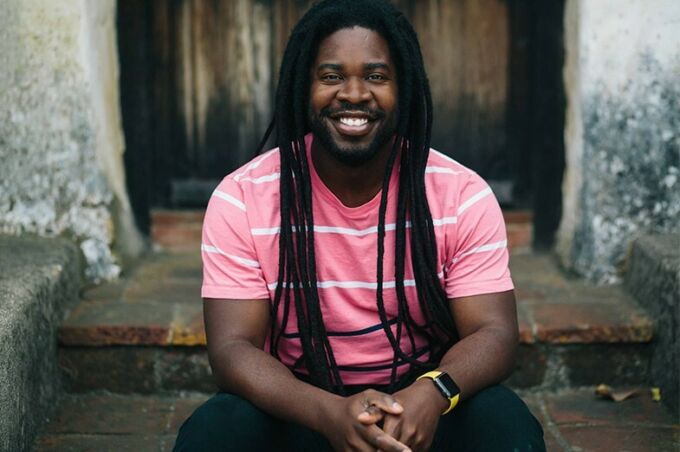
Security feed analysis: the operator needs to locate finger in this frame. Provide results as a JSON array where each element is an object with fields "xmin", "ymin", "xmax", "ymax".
[
  {"xmin": 382, "ymin": 414, "xmax": 402, "ymax": 440},
  {"xmin": 363, "ymin": 390, "xmax": 404, "ymax": 415},
  {"xmin": 363, "ymin": 424, "xmax": 411, "ymax": 452},
  {"xmin": 357, "ymin": 404, "xmax": 386, "ymax": 424}
]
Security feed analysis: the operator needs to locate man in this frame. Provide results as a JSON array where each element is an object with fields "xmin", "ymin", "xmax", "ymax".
[{"xmin": 175, "ymin": 1, "xmax": 545, "ymax": 451}]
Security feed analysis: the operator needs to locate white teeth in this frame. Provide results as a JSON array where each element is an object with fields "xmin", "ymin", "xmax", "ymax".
[{"xmin": 339, "ymin": 117, "xmax": 368, "ymax": 127}]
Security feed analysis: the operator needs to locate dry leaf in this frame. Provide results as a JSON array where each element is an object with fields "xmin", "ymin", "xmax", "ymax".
[{"xmin": 595, "ymin": 384, "xmax": 642, "ymax": 402}]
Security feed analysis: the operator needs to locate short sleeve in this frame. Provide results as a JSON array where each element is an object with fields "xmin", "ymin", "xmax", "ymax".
[
  {"xmin": 444, "ymin": 174, "xmax": 514, "ymax": 299},
  {"xmin": 201, "ymin": 178, "xmax": 270, "ymax": 300}
]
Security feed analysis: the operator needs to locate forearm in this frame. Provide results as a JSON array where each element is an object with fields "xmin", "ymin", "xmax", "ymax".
[
  {"xmin": 208, "ymin": 339, "xmax": 341, "ymax": 432},
  {"xmin": 437, "ymin": 325, "xmax": 518, "ymax": 400}
]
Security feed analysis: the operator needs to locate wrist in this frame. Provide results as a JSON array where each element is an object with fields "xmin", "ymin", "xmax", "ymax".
[
  {"xmin": 413, "ymin": 378, "xmax": 450, "ymax": 413},
  {"xmin": 315, "ymin": 392, "xmax": 344, "ymax": 435}
]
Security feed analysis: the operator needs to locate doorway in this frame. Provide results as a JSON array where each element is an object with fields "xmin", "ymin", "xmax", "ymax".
[{"xmin": 117, "ymin": 0, "xmax": 565, "ymax": 249}]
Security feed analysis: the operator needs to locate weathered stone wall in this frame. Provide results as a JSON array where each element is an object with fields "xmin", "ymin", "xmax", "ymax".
[
  {"xmin": 0, "ymin": 0, "xmax": 143, "ymax": 281},
  {"xmin": 559, "ymin": 0, "xmax": 680, "ymax": 283},
  {"xmin": 0, "ymin": 236, "xmax": 81, "ymax": 451},
  {"xmin": 625, "ymin": 234, "xmax": 680, "ymax": 416}
]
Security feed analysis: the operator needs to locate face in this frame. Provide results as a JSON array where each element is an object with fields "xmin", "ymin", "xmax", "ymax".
[{"xmin": 308, "ymin": 27, "xmax": 398, "ymax": 167}]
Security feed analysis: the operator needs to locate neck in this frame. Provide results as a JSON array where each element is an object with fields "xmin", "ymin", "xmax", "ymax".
[{"xmin": 311, "ymin": 137, "xmax": 395, "ymax": 208}]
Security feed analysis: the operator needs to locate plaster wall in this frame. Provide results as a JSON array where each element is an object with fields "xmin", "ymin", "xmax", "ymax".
[
  {"xmin": 559, "ymin": 0, "xmax": 680, "ymax": 283},
  {"xmin": 0, "ymin": 0, "xmax": 143, "ymax": 280}
]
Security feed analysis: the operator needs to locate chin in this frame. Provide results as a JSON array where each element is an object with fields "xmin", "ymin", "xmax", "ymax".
[{"xmin": 329, "ymin": 145, "xmax": 380, "ymax": 167}]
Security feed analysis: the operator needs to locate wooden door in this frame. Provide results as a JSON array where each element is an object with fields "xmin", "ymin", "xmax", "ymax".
[{"xmin": 118, "ymin": 0, "xmax": 545, "ymax": 224}]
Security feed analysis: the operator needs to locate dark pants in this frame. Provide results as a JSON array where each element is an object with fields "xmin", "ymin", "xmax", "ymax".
[{"xmin": 174, "ymin": 384, "xmax": 545, "ymax": 451}]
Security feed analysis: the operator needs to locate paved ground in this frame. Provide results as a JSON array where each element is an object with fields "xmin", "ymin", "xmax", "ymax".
[
  {"xmin": 33, "ymin": 389, "xmax": 678, "ymax": 451},
  {"xmin": 36, "ymin": 250, "xmax": 678, "ymax": 450},
  {"xmin": 61, "ymin": 252, "xmax": 653, "ymax": 349}
]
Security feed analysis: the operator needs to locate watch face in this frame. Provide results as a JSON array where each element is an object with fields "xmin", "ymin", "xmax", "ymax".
[{"xmin": 435, "ymin": 373, "xmax": 460, "ymax": 399}]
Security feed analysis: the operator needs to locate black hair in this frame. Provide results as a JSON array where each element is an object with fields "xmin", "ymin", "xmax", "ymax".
[{"xmin": 257, "ymin": 0, "xmax": 457, "ymax": 395}]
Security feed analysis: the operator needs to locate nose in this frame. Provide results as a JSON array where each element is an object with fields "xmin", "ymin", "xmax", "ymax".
[{"xmin": 336, "ymin": 76, "xmax": 372, "ymax": 104}]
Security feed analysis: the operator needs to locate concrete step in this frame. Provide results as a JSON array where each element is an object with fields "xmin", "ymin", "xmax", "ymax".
[
  {"xmin": 57, "ymin": 253, "xmax": 655, "ymax": 394},
  {"xmin": 32, "ymin": 389, "xmax": 679, "ymax": 451},
  {"xmin": 150, "ymin": 208, "xmax": 535, "ymax": 252},
  {"xmin": 625, "ymin": 233, "xmax": 680, "ymax": 416}
]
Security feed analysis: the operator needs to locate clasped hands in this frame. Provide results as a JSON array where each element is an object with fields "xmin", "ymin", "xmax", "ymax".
[{"xmin": 322, "ymin": 380, "xmax": 446, "ymax": 452}]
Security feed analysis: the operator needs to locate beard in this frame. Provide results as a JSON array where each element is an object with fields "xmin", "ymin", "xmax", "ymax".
[{"xmin": 308, "ymin": 102, "xmax": 397, "ymax": 167}]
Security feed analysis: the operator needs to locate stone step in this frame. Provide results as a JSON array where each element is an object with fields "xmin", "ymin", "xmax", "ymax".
[
  {"xmin": 56, "ymin": 252, "xmax": 655, "ymax": 394},
  {"xmin": 32, "ymin": 389, "xmax": 679, "ymax": 451},
  {"xmin": 150, "ymin": 208, "xmax": 534, "ymax": 252},
  {"xmin": 150, "ymin": 209, "xmax": 204, "ymax": 252}
]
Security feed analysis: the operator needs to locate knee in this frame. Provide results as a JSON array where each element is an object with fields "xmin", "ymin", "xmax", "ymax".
[
  {"xmin": 174, "ymin": 393, "xmax": 280, "ymax": 452},
  {"xmin": 459, "ymin": 385, "xmax": 545, "ymax": 451}
]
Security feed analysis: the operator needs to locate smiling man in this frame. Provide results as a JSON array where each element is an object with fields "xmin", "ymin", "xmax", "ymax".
[{"xmin": 174, "ymin": 1, "xmax": 545, "ymax": 451}]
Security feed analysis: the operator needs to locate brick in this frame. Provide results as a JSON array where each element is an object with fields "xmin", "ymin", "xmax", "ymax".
[
  {"xmin": 131, "ymin": 252, "xmax": 202, "ymax": 282},
  {"xmin": 509, "ymin": 254, "xmax": 570, "ymax": 291},
  {"xmin": 560, "ymin": 344, "xmax": 651, "ymax": 387},
  {"xmin": 517, "ymin": 304, "xmax": 535, "ymax": 343},
  {"xmin": 545, "ymin": 388, "xmax": 676, "ymax": 426},
  {"xmin": 156, "ymin": 348, "xmax": 216, "ymax": 392},
  {"xmin": 79, "ymin": 280, "xmax": 126, "ymax": 303},
  {"xmin": 123, "ymin": 280, "xmax": 201, "ymax": 305},
  {"xmin": 151, "ymin": 209, "xmax": 205, "ymax": 226},
  {"xmin": 531, "ymin": 302, "xmax": 653, "ymax": 344},
  {"xmin": 506, "ymin": 223, "xmax": 533, "ymax": 251},
  {"xmin": 152, "ymin": 224, "xmax": 203, "ymax": 251},
  {"xmin": 59, "ymin": 348, "xmax": 159, "ymax": 393},
  {"xmin": 558, "ymin": 425, "xmax": 679, "ymax": 452},
  {"xmin": 167, "ymin": 396, "xmax": 209, "ymax": 433},
  {"xmin": 170, "ymin": 303, "xmax": 206, "ymax": 346},
  {"xmin": 506, "ymin": 345, "xmax": 547, "ymax": 388},
  {"xmin": 515, "ymin": 286, "xmax": 549, "ymax": 304},
  {"xmin": 44, "ymin": 394, "xmax": 174, "ymax": 435},
  {"xmin": 543, "ymin": 429, "xmax": 566, "ymax": 451},
  {"xmin": 503, "ymin": 210, "xmax": 533, "ymax": 224},
  {"xmin": 59, "ymin": 301, "xmax": 174, "ymax": 346}
]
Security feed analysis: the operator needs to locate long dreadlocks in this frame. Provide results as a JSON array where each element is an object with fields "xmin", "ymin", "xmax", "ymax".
[{"xmin": 257, "ymin": 0, "xmax": 458, "ymax": 395}]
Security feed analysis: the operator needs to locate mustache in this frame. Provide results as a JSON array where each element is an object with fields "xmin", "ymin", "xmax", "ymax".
[{"xmin": 320, "ymin": 102, "xmax": 386, "ymax": 120}]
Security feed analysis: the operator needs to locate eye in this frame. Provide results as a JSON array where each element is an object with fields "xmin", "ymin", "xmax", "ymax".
[
  {"xmin": 367, "ymin": 73, "xmax": 387, "ymax": 82},
  {"xmin": 321, "ymin": 73, "xmax": 343, "ymax": 82}
]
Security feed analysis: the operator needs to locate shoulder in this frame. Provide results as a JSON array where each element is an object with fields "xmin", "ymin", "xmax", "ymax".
[
  {"xmin": 425, "ymin": 148, "xmax": 492, "ymax": 214},
  {"xmin": 208, "ymin": 148, "xmax": 281, "ymax": 217}
]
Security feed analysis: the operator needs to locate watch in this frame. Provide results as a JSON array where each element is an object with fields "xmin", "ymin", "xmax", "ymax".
[{"xmin": 416, "ymin": 370, "xmax": 461, "ymax": 415}]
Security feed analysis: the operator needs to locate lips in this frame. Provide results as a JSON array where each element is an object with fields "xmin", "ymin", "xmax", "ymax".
[
  {"xmin": 323, "ymin": 108, "xmax": 382, "ymax": 137},
  {"xmin": 330, "ymin": 115, "xmax": 374, "ymax": 136},
  {"xmin": 338, "ymin": 117, "xmax": 368, "ymax": 127}
]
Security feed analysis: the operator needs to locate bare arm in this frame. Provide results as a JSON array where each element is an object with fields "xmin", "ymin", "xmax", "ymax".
[
  {"xmin": 376, "ymin": 290, "xmax": 519, "ymax": 451},
  {"xmin": 204, "ymin": 298, "xmax": 411, "ymax": 452},
  {"xmin": 203, "ymin": 298, "xmax": 336, "ymax": 431},
  {"xmin": 439, "ymin": 289, "xmax": 519, "ymax": 399}
]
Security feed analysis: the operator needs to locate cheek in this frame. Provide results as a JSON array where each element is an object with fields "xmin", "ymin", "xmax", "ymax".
[{"xmin": 310, "ymin": 87, "xmax": 335, "ymax": 112}]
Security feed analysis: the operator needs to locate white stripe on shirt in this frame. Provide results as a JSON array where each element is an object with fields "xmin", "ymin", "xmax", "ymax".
[
  {"xmin": 267, "ymin": 271, "xmax": 445, "ymax": 291},
  {"xmin": 212, "ymin": 190, "xmax": 246, "ymax": 211},
  {"xmin": 457, "ymin": 187, "xmax": 492, "ymax": 215},
  {"xmin": 448, "ymin": 239, "xmax": 507, "ymax": 266},
  {"xmin": 233, "ymin": 150, "xmax": 277, "ymax": 181},
  {"xmin": 250, "ymin": 217, "xmax": 457, "ymax": 237},
  {"xmin": 238, "ymin": 172, "xmax": 281, "ymax": 184},
  {"xmin": 202, "ymin": 244, "xmax": 261, "ymax": 268}
]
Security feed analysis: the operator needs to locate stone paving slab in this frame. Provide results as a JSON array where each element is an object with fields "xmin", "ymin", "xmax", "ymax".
[
  {"xmin": 56, "ymin": 252, "xmax": 657, "ymax": 392},
  {"xmin": 33, "ymin": 389, "xmax": 679, "ymax": 451},
  {"xmin": 59, "ymin": 252, "xmax": 654, "ymax": 348}
]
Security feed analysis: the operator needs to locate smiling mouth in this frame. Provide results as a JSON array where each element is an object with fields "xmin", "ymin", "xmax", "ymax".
[{"xmin": 338, "ymin": 117, "xmax": 369, "ymax": 127}]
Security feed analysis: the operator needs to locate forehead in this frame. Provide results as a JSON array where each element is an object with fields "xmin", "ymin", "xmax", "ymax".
[{"xmin": 314, "ymin": 26, "xmax": 392, "ymax": 64}]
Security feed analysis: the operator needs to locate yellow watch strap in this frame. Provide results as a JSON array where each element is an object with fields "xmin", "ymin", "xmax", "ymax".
[{"xmin": 417, "ymin": 371, "xmax": 460, "ymax": 415}]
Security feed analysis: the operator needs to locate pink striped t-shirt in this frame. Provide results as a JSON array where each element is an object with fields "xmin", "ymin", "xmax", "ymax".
[{"xmin": 201, "ymin": 133, "xmax": 513, "ymax": 385}]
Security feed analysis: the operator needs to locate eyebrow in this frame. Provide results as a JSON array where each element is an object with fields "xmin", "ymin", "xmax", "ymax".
[{"xmin": 315, "ymin": 62, "xmax": 392, "ymax": 72}]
